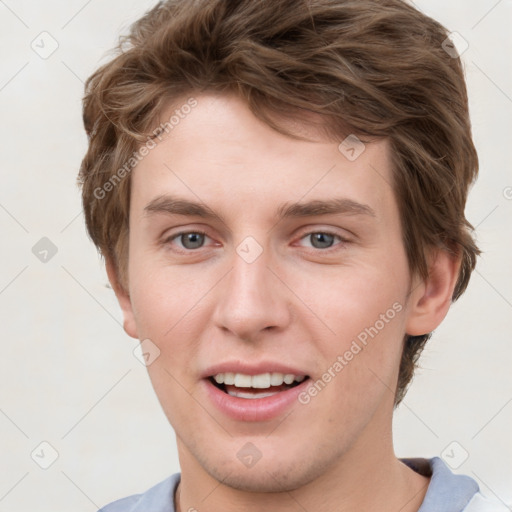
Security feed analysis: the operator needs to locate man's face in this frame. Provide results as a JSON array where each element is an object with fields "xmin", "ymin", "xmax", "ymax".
[{"xmin": 122, "ymin": 93, "xmax": 418, "ymax": 491}]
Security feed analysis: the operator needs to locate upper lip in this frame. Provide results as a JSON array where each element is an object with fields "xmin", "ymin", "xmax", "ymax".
[{"xmin": 201, "ymin": 361, "xmax": 309, "ymax": 379}]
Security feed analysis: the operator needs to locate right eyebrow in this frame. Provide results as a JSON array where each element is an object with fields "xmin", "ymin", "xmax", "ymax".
[{"xmin": 144, "ymin": 195, "xmax": 224, "ymax": 222}]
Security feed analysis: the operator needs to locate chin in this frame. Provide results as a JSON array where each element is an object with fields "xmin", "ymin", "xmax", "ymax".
[
  {"xmin": 191, "ymin": 438, "xmax": 336, "ymax": 493},
  {"xmin": 207, "ymin": 462, "xmax": 317, "ymax": 493}
]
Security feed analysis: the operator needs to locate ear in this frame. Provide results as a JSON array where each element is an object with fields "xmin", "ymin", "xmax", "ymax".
[
  {"xmin": 405, "ymin": 248, "xmax": 461, "ymax": 336},
  {"xmin": 105, "ymin": 257, "xmax": 139, "ymax": 339}
]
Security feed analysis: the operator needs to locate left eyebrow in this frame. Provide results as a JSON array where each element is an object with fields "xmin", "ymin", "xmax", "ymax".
[
  {"xmin": 143, "ymin": 194, "xmax": 376, "ymax": 221},
  {"xmin": 276, "ymin": 197, "xmax": 376, "ymax": 219}
]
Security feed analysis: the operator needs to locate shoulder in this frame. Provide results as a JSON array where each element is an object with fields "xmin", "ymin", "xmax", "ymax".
[
  {"xmin": 97, "ymin": 473, "xmax": 180, "ymax": 512},
  {"xmin": 400, "ymin": 457, "xmax": 509, "ymax": 512}
]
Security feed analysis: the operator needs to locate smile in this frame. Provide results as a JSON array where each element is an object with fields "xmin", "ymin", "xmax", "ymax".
[
  {"xmin": 203, "ymin": 369, "xmax": 312, "ymax": 421},
  {"xmin": 210, "ymin": 372, "xmax": 307, "ymax": 399}
]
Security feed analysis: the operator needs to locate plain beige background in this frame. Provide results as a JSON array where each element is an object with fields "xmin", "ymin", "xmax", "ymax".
[{"xmin": 0, "ymin": 1, "xmax": 511, "ymax": 511}]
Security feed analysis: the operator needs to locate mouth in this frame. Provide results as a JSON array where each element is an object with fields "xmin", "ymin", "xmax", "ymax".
[
  {"xmin": 201, "ymin": 363, "xmax": 312, "ymax": 421},
  {"xmin": 208, "ymin": 372, "xmax": 310, "ymax": 399}
]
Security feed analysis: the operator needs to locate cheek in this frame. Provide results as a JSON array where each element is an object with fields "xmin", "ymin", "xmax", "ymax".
[
  {"xmin": 294, "ymin": 263, "xmax": 409, "ymax": 412},
  {"xmin": 131, "ymin": 272, "xmax": 197, "ymax": 337},
  {"xmin": 294, "ymin": 262, "xmax": 408, "ymax": 341},
  {"xmin": 128, "ymin": 257, "xmax": 218, "ymax": 367}
]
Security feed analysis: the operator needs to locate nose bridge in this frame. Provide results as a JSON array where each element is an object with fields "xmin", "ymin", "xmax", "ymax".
[{"xmin": 212, "ymin": 235, "xmax": 290, "ymax": 339}]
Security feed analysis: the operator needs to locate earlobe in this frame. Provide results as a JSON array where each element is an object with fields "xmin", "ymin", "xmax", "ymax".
[
  {"xmin": 105, "ymin": 257, "xmax": 139, "ymax": 339},
  {"xmin": 405, "ymin": 249, "xmax": 461, "ymax": 336}
]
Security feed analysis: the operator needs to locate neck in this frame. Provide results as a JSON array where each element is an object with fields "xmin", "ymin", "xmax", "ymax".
[{"xmin": 174, "ymin": 419, "xmax": 430, "ymax": 512}]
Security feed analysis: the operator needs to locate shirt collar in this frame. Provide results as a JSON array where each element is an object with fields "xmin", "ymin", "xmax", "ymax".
[{"xmin": 400, "ymin": 456, "xmax": 479, "ymax": 512}]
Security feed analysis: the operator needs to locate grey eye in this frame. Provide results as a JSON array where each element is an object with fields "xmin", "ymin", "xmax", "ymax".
[
  {"xmin": 179, "ymin": 232, "xmax": 206, "ymax": 249},
  {"xmin": 308, "ymin": 233, "xmax": 336, "ymax": 249}
]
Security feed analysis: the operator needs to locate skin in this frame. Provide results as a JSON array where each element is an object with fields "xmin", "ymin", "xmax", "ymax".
[{"xmin": 107, "ymin": 92, "xmax": 460, "ymax": 512}]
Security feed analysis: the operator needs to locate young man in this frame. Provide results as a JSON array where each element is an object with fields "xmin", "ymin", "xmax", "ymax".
[{"xmin": 78, "ymin": 1, "xmax": 506, "ymax": 510}]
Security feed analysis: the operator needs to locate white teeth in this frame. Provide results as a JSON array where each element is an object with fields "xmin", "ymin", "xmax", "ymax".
[
  {"xmin": 234, "ymin": 374, "xmax": 252, "ymax": 387},
  {"xmin": 251, "ymin": 373, "xmax": 271, "ymax": 388},
  {"xmin": 270, "ymin": 373, "xmax": 284, "ymax": 386},
  {"xmin": 223, "ymin": 372, "xmax": 235, "ymax": 385},
  {"xmin": 283, "ymin": 374, "xmax": 295, "ymax": 385},
  {"xmin": 212, "ymin": 372, "xmax": 306, "ymax": 389},
  {"xmin": 227, "ymin": 389, "xmax": 279, "ymax": 399}
]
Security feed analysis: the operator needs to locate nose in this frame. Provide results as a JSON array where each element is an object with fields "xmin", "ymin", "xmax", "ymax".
[{"xmin": 211, "ymin": 240, "xmax": 292, "ymax": 342}]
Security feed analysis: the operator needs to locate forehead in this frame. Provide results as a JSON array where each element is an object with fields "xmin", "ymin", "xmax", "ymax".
[{"xmin": 130, "ymin": 93, "xmax": 395, "ymax": 223}]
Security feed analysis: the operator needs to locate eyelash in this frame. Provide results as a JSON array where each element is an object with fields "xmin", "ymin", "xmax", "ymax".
[{"xmin": 163, "ymin": 229, "xmax": 348, "ymax": 254}]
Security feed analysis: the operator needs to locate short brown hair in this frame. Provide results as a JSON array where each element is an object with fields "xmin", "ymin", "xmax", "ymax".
[{"xmin": 78, "ymin": 0, "xmax": 479, "ymax": 406}]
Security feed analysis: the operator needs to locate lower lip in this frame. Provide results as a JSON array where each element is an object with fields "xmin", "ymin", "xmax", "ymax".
[{"xmin": 203, "ymin": 378, "xmax": 311, "ymax": 422}]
